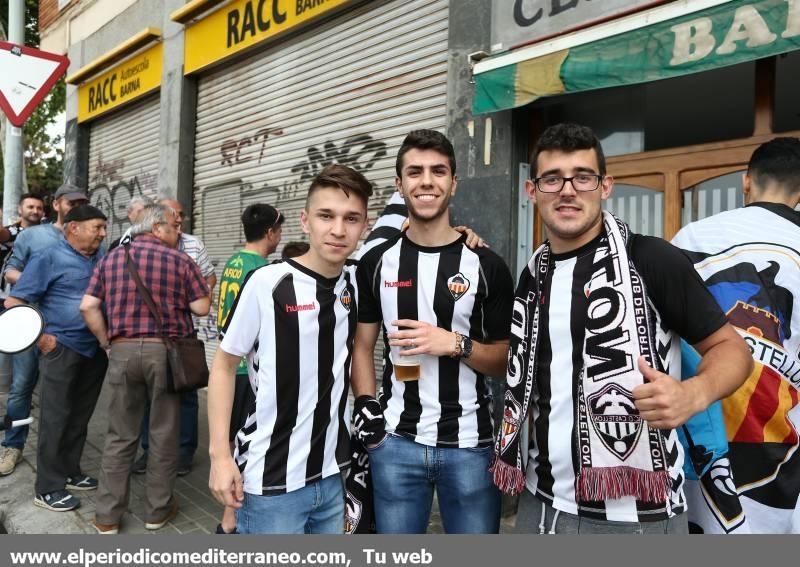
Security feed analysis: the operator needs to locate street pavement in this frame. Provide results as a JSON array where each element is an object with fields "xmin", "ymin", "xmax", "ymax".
[{"xmin": 0, "ymin": 382, "xmax": 517, "ymax": 534}]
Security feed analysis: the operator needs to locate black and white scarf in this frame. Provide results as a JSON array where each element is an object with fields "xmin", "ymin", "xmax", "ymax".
[
  {"xmin": 344, "ymin": 435, "xmax": 376, "ymax": 534},
  {"xmin": 492, "ymin": 212, "xmax": 673, "ymax": 503}
]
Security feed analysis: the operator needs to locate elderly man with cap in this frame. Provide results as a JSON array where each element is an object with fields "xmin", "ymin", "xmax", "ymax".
[
  {"xmin": 0, "ymin": 183, "xmax": 90, "ymax": 478},
  {"xmin": 4, "ymin": 205, "xmax": 109, "ymax": 511}
]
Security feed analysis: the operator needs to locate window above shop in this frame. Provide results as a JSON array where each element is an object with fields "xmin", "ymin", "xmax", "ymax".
[
  {"xmin": 775, "ymin": 50, "xmax": 800, "ymax": 133},
  {"xmin": 641, "ymin": 62, "xmax": 755, "ymax": 151},
  {"xmin": 533, "ymin": 59, "xmax": 758, "ymax": 156}
]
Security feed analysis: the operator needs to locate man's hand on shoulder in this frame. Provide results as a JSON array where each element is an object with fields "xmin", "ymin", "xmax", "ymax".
[{"xmin": 454, "ymin": 226, "xmax": 489, "ymax": 249}]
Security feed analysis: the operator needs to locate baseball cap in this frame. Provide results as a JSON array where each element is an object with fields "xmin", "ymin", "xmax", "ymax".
[
  {"xmin": 63, "ymin": 204, "xmax": 107, "ymax": 224},
  {"xmin": 53, "ymin": 183, "xmax": 89, "ymax": 202}
]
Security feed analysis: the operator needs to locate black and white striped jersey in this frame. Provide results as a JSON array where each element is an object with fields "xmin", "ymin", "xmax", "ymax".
[
  {"xmin": 220, "ymin": 258, "xmax": 358, "ymax": 495},
  {"xmin": 357, "ymin": 233, "xmax": 514, "ymax": 448},
  {"xmin": 521, "ymin": 234, "xmax": 726, "ymax": 522}
]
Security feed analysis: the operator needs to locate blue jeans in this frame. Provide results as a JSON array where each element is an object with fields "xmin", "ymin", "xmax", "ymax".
[
  {"xmin": 2, "ymin": 346, "xmax": 39, "ymax": 449},
  {"xmin": 140, "ymin": 390, "xmax": 197, "ymax": 458},
  {"xmin": 236, "ymin": 474, "xmax": 344, "ymax": 534},
  {"xmin": 368, "ymin": 433, "xmax": 500, "ymax": 534}
]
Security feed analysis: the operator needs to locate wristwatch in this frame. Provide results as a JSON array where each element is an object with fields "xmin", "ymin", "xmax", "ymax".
[{"xmin": 458, "ymin": 333, "xmax": 473, "ymax": 359}]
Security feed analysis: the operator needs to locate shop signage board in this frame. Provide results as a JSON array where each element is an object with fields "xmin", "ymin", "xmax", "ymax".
[
  {"xmin": 184, "ymin": 0, "xmax": 352, "ymax": 74},
  {"xmin": 491, "ymin": 0, "xmax": 666, "ymax": 52},
  {"xmin": 77, "ymin": 42, "xmax": 163, "ymax": 123}
]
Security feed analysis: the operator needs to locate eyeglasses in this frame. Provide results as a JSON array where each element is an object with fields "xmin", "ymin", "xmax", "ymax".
[{"xmin": 533, "ymin": 174, "xmax": 603, "ymax": 193}]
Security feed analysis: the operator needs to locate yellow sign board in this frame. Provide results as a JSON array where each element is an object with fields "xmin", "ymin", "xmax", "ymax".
[
  {"xmin": 77, "ymin": 42, "xmax": 163, "ymax": 123},
  {"xmin": 184, "ymin": 0, "xmax": 351, "ymax": 75}
]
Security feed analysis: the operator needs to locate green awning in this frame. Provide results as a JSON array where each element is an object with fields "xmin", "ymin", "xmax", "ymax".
[{"xmin": 473, "ymin": 0, "xmax": 800, "ymax": 114}]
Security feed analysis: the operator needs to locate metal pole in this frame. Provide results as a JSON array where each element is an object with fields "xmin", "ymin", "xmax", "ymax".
[
  {"xmin": 3, "ymin": 0, "xmax": 25, "ymax": 225},
  {"xmin": 0, "ymin": 0, "xmax": 24, "ymax": 393}
]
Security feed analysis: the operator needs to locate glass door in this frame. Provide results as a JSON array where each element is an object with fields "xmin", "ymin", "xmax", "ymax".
[{"xmin": 681, "ymin": 171, "xmax": 745, "ymax": 227}]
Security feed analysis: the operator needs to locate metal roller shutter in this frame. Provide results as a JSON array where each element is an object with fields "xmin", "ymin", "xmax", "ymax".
[
  {"xmin": 192, "ymin": 0, "xmax": 450, "ymax": 361},
  {"xmin": 87, "ymin": 95, "xmax": 161, "ymax": 243}
]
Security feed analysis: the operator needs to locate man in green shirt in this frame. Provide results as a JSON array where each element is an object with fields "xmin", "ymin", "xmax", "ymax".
[{"xmin": 216, "ymin": 203, "xmax": 283, "ymax": 533}]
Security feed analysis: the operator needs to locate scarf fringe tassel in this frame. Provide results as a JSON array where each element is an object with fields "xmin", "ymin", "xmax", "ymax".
[
  {"xmin": 490, "ymin": 456, "xmax": 526, "ymax": 496},
  {"xmin": 576, "ymin": 466, "xmax": 672, "ymax": 503}
]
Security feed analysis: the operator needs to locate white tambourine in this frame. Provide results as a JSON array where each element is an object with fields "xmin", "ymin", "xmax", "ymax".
[{"xmin": 0, "ymin": 304, "xmax": 45, "ymax": 354}]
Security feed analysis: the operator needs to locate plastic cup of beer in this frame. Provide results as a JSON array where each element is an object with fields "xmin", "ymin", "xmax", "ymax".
[{"xmin": 390, "ymin": 345, "xmax": 421, "ymax": 382}]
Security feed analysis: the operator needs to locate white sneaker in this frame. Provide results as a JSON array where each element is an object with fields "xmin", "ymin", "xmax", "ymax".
[{"xmin": 0, "ymin": 447, "xmax": 22, "ymax": 476}]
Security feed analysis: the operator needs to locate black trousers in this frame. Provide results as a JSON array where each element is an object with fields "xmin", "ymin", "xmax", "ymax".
[{"xmin": 35, "ymin": 343, "xmax": 107, "ymax": 494}]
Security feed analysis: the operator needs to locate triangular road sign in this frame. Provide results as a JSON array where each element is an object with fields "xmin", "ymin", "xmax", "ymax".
[{"xmin": 0, "ymin": 42, "xmax": 70, "ymax": 127}]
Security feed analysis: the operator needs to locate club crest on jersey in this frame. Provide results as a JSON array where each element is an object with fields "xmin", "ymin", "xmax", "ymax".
[
  {"xmin": 500, "ymin": 391, "xmax": 522, "ymax": 454},
  {"xmin": 586, "ymin": 383, "xmax": 642, "ymax": 461},
  {"xmin": 340, "ymin": 288, "xmax": 352, "ymax": 311},
  {"xmin": 344, "ymin": 491, "xmax": 362, "ymax": 534},
  {"xmin": 447, "ymin": 272, "xmax": 470, "ymax": 301}
]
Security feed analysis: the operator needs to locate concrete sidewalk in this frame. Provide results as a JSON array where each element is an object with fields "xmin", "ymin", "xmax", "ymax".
[
  {"xmin": 0, "ymin": 383, "xmax": 223, "ymax": 535},
  {"xmin": 0, "ymin": 382, "xmax": 517, "ymax": 534}
]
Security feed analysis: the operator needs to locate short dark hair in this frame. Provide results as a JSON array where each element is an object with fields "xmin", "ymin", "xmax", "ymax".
[
  {"xmin": 306, "ymin": 164, "xmax": 373, "ymax": 208},
  {"xmin": 532, "ymin": 123, "xmax": 607, "ymax": 177},
  {"xmin": 241, "ymin": 203, "xmax": 283, "ymax": 242},
  {"xmin": 18, "ymin": 193, "xmax": 44, "ymax": 205},
  {"xmin": 748, "ymin": 137, "xmax": 800, "ymax": 196},
  {"xmin": 395, "ymin": 129, "xmax": 456, "ymax": 177},
  {"xmin": 281, "ymin": 241, "xmax": 310, "ymax": 260}
]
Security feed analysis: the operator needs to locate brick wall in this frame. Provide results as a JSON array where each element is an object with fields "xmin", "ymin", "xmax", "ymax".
[{"xmin": 39, "ymin": 0, "xmax": 71, "ymax": 34}]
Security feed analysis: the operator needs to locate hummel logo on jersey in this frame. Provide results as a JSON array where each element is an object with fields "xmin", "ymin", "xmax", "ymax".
[
  {"xmin": 285, "ymin": 302, "xmax": 316, "ymax": 313},
  {"xmin": 384, "ymin": 279, "xmax": 413, "ymax": 288},
  {"xmin": 447, "ymin": 272, "xmax": 470, "ymax": 301},
  {"xmin": 340, "ymin": 288, "xmax": 352, "ymax": 311}
]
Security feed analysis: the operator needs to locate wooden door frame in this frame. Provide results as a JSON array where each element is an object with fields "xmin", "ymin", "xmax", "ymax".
[{"xmin": 607, "ymin": 130, "xmax": 800, "ymax": 240}]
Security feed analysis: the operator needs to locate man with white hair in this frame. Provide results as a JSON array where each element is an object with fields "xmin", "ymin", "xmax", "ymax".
[
  {"xmin": 109, "ymin": 196, "xmax": 154, "ymax": 250},
  {"xmin": 132, "ymin": 198, "xmax": 215, "ymax": 477},
  {"xmin": 83, "ymin": 203, "xmax": 210, "ymax": 533}
]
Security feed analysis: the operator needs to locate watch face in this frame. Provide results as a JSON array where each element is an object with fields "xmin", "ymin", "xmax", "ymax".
[{"xmin": 462, "ymin": 336, "xmax": 473, "ymax": 357}]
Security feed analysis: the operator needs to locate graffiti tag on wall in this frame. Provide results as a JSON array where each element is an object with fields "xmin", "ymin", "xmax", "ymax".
[
  {"xmin": 220, "ymin": 126, "xmax": 285, "ymax": 167},
  {"xmin": 196, "ymin": 130, "xmax": 396, "ymax": 342},
  {"xmin": 89, "ymin": 155, "xmax": 158, "ymax": 234}
]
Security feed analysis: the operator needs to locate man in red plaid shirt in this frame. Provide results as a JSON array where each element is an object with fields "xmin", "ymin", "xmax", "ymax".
[{"xmin": 80, "ymin": 203, "xmax": 210, "ymax": 534}]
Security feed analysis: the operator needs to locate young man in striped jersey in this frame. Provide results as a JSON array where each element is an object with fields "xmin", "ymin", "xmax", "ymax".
[
  {"xmin": 494, "ymin": 123, "xmax": 752, "ymax": 534},
  {"xmin": 207, "ymin": 165, "xmax": 370, "ymax": 534},
  {"xmin": 214, "ymin": 203, "xmax": 283, "ymax": 534},
  {"xmin": 351, "ymin": 130, "xmax": 515, "ymax": 534}
]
